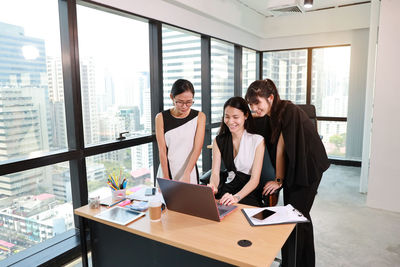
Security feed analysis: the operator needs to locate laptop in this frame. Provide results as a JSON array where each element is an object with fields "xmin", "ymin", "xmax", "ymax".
[{"xmin": 157, "ymin": 178, "xmax": 237, "ymax": 222}]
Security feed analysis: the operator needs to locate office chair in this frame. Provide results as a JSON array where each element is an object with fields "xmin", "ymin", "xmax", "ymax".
[
  {"xmin": 259, "ymin": 149, "xmax": 280, "ymax": 207},
  {"xmin": 297, "ymin": 104, "xmax": 322, "ymax": 139}
]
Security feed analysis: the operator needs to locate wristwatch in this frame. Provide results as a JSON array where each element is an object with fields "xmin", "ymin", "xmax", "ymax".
[{"xmin": 275, "ymin": 178, "xmax": 283, "ymax": 185}]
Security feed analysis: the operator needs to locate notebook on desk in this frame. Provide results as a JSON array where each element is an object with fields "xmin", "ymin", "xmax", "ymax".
[{"xmin": 157, "ymin": 178, "xmax": 237, "ymax": 222}]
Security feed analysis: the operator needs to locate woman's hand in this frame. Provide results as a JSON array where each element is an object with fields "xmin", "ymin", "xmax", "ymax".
[
  {"xmin": 179, "ymin": 175, "xmax": 190, "ymax": 183},
  {"xmin": 262, "ymin": 181, "xmax": 282, "ymax": 196},
  {"xmin": 219, "ymin": 193, "xmax": 238, "ymax": 206},
  {"xmin": 207, "ymin": 183, "xmax": 218, "ymax": 194}
]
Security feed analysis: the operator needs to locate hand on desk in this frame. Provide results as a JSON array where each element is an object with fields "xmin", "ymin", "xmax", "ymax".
[{"xmin": 219, "ymin": 193, "xmax": 237, "ymax": 206}]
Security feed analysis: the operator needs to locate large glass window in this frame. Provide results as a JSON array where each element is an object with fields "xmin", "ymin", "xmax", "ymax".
[
  {"xmin": 318, "ymin": 121, "xmax": 347, "ymax": 157},
  {"xmin": 242, "ymin": 48, "xmax": 257, "ymax": 96},
  {"xmin": 162, "ymin": 26, "xmax": 201, "ymax": 111},
  {"xmin": 77, "ymin": 6, "xmax": 150, "ymax": 146},
  {"xmin": 311, "ymin": 46, "xmax": 350, "ymax": 117},
  {"xmin": 86, "ymin": 144, "xmax": 154, "ymax": 199},
  {"xmin": 211, "ymin": 39, "xmax": 234, "ymax": 123},
  {"xmin": 0, "ymin": 0, "xmax": 67, "ymax": 163},
  {"xmin": 263, "ymin": 50, "xmax": 307, "ymax": 104},
  {"xmin": 0, "ymin": 163, "xmax": 74, "ymax": 261},
  {"xmin": 311, "ymin": 46, "xmax": 350, "ymax": 158}
]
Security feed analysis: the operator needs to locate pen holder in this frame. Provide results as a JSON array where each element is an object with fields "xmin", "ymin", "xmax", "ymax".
[
  {"xmin": 111, "ymin": 188, "xmax": 126, "ymax": 201},
  {"xmin": 88, "ymin": 196, "xmax": 100, "ymax": 209}
]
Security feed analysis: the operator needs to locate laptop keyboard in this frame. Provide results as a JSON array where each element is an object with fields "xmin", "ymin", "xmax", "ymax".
[{"xmin": 217, "ymin": 204, "xmax": 231, "ymax": 217}]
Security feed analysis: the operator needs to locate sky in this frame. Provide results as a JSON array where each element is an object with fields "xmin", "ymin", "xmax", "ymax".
[{"xmin": 0, "ymin": 1, "xmax": 149, "ymax": 64}]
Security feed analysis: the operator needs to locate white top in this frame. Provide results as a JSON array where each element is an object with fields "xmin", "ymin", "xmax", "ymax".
[
  {"xmin": 226, "ymin": 130, "xmax": 264, "ymax": 183},
  {"xmin": 157, "ymin": 111, "xmax": 198, "ymax": 184}
]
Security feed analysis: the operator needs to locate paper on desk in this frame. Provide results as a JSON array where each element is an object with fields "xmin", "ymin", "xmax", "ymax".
[
  {"xmin": 127, "ymin": 187, "xmax": 165, "ymax": 204},
  {"xmin": 242, "ymin": 204, "xmax": 309, "ymax": 226}
]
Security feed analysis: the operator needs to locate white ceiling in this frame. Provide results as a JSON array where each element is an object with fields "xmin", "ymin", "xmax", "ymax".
[
  {"xmin": 161, "ymin": 0, "xmax": 370, "ymax": 47},
  {"xmin": 238, "ymin": 0, "xmax": 370, "ymax": 17}
]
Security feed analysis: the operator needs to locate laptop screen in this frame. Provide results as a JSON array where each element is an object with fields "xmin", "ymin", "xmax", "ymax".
[{"xmin": 157, "ymin": 178, "xmax": 236, "ymax": 222}]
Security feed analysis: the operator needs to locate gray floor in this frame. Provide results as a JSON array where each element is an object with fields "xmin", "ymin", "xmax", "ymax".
[
  {"xmin": 312, "ymin": 164, "xmax": 400, "ymax": 267},
  {"xmin": 66, "ymin": 165, "xmax": 400, "ymax": 267}
]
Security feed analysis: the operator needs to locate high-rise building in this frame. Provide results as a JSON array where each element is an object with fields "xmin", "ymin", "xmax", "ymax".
[
  {"xmin": 162, "ymin": 27, "xmax": 201, "ymax": 111},
  {"xmin": 80, "ymin": 57, "xmax": 99, "ymax": 145},
  {"xmin": 263, "ymin": 50, "xmax": 307, "ymax": 103},
  {"xmin": 0, "ymin": 22, "xmax": 50, "ymax": 197},
  {"xmin": 242, "ymin": 48, "xmax": 256, "ymax": 95},
  {"xmin": 46, "ymin": 56, "xmax": 67, "ymax": 150}
]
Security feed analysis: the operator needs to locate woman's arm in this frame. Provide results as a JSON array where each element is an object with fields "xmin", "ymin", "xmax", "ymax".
[
  {"xmin": 220, "ymin": 140, "xmax": 265, "ymax": 205},
  {"xmin": 275, "ymin": 132, "xmax": 286, "ymax": 180},
  {"xmin": 180, "ymin": 112, "xmax": 206, "ymax": 182},
  {"xmin": 208, "ymin": 138, "xmax": 221, "ymax": 194},
  {"xmin": 263, "ymin": 132, "xmax": 286, "ymax": 195},
  {"xmin": 155, "ymin": 113, "xmax": 170, "ymax": 179}
]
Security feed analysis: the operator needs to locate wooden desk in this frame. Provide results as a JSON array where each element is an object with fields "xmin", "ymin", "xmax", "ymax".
[{"xmin": 75, "ymin": 204, "xmax": 295, "ymax": 267}]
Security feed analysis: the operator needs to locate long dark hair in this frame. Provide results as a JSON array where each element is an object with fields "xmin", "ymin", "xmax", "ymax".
[
  {"xmin": 171, "ymin": 79, "xmax": 195, "ymax": 97},
  {"xmin": 245, "ymin": 79, "xmax": 288, "ymax": 142},
  {"xmin": 218, "ymin": 96, "xmax": 256, "ymax": 136}
]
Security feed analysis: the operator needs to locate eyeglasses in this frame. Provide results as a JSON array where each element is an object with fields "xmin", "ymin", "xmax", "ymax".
[{"xmin": 174, "ymin": 99, "xmax": 194, "ymax": 107}]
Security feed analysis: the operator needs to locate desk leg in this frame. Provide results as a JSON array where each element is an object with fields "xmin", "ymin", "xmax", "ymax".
[{"xmin": 78, "ymin": 217, "xmax": 89, "ymax": 267}]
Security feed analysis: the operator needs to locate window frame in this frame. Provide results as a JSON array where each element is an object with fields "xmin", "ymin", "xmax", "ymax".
[{"xmin": 262, "ymin": 45, "xmax": 350, "ymax": 123}]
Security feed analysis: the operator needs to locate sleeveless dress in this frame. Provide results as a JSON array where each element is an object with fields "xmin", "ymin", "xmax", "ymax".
[
  {"xmin": 215, "ymin": 130, "xmax": 264, "ymax": 206},
  {"xmin": 157, "ymin": 109, "xmax": 199, "ymax": 184}
]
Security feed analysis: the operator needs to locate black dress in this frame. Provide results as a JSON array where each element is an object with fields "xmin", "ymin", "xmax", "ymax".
[{"xmin": 254, "ymin": 101, "xmax": 330, "ymax": 267}]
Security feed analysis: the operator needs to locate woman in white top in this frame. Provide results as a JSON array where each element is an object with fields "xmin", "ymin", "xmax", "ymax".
[
  {"xmin": 155, "ymin": 79, "xmax": 206, "ymax": 184},
  {"xmin": 208, "ymin": 97, "xmax": 265, "ymax": 206}
]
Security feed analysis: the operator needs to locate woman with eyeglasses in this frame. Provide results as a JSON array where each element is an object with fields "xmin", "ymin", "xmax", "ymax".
[
  {"xmin": 245, "ymin": 79, "xmax": 330, "ymax": 267},
  {"xmin": 207, "ymin": 96, "xmax": 265, "ymax": 206},
  {"xmin": 155, "ymin": 79, "xmax": 206, "ymax": 184}
]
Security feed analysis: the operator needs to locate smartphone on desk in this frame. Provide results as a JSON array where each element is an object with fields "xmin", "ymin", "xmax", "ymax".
[{"xmin": 252, "ymin": 209, "xmax": 276, "ymax": 220}]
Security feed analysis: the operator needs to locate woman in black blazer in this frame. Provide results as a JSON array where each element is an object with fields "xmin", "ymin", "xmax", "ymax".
[{"xmin": 245, "ymin": 79, "xmax": 330, "ymax": 267}]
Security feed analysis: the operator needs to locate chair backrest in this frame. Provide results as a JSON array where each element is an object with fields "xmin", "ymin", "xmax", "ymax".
[
  {"xmin": 260, "ymin": 148, "xmax": 275, "ymax": 185},
  {"xmin": 297, "ymin": 104, "xmax": 318, "ymax": 131},
  {"xmin": 259, "ymin": 150, "xmax": 280, "ymax": 207}
]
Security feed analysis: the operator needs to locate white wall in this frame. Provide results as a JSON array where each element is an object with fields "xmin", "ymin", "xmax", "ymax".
[
  {"xmin": 260, "ymin": 29, "xmax": 369, "ymax": 161},
  {"xmin": 367, "ymin": 0, "xmax": 400, "ymax": 213}
]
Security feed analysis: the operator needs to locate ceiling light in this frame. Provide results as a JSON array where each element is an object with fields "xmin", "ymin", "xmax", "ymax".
[{"xmin": 304, "ymin": 0, "xmax": 313, "ymax": 9}]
